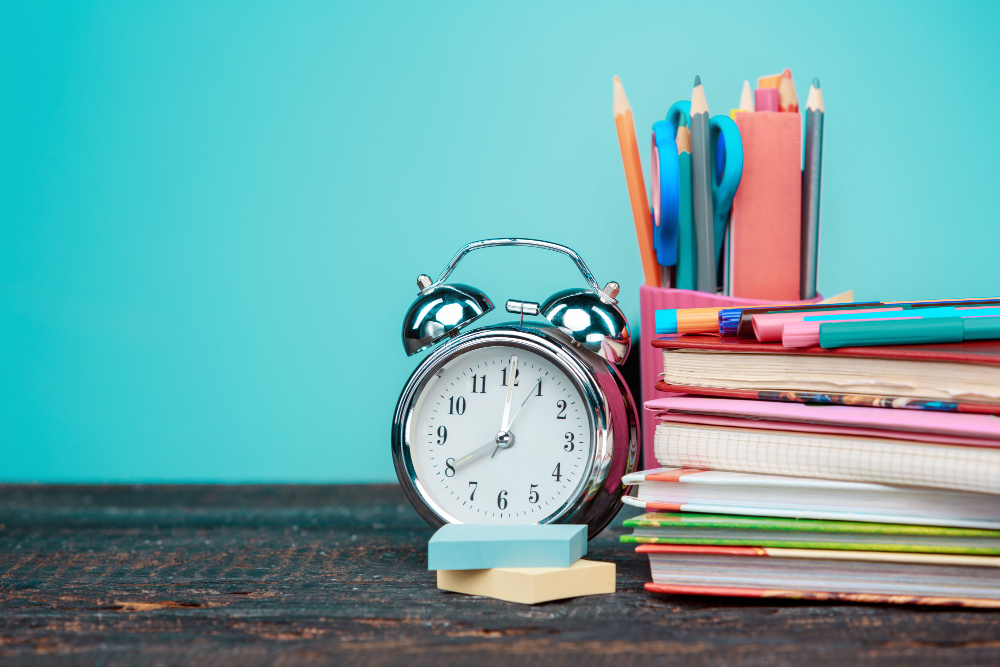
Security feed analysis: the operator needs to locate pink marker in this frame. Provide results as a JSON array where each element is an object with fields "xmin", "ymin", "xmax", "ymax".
[{"xmin": 752, "ymin": 307, "xmax": 904, "ymax": 342}]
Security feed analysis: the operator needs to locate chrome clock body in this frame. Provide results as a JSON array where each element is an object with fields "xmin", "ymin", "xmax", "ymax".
[{"xmin": 392, "ymin": 323, "xmax": 639, "ymax": 540}]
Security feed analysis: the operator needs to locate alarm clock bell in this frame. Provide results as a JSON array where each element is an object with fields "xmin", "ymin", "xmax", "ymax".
[
  {"xmin": 401, "ymin": 283, "xmax": 494, "ymax": 356},
  {"xmin": 401, "ymin": 238, "xmax": 630, "ymax": 364}
]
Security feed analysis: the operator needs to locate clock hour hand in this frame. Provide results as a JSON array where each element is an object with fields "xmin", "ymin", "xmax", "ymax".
[{"xmin": 453, "ymin": 437, "xmax": 500, "ymax": 471}]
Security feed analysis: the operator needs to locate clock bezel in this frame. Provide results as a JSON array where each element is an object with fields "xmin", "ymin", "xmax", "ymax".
[{"xmin": 392, "ymin": 323, "xmax": 636, "ymax": 538}]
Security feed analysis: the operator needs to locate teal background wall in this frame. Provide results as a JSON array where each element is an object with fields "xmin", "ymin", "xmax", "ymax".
[{"xmin": 3, "ymin": 1, "xmax": 999, "ymax": 482}]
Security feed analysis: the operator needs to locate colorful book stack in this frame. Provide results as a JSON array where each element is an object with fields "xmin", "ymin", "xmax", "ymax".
[
  {"xmin": 626, "ymin": 300, "xmax": 1000, "ymax": 607},
  {"xmin": 429, "ymin": 525, "xmax": 615, "ymax": 604}
]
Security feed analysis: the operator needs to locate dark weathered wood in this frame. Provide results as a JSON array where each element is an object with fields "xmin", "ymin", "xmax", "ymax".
[{"xmin": 1, "ymin": 484, "xmax": 999, "ymax": 666}]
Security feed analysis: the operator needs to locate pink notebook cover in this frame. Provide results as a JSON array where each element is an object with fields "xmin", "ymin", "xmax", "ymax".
[
  {"xmin": 645, "ymin": 396, "xmax": 1000, "ymax": 442},
  {"xmin": 643, "ymin": 582, "xmax": 1000, "ymax": 608}
]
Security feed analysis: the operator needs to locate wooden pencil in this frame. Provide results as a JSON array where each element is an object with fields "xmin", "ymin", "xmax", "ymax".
[
  {"xmin": 778, "ymin": 68, "xmax": 799, "ymax": 113},
  {"xmin": 690, "ymin": 75, "xmax": 715, "ymax": 293},
  {"xmin": 800, "ymin": 78, "xmax": 825, "ymax": 299},
  {"xmin": 739, "ymin": 80, "xmax": 754, "ymax": 111},
  {"xmin": 675, "ymin": 118, "xmax": 696, "ymax": 291},
  {"xmin": 613, "ymin": 76, "xmax": 659, "ymax": 287}
]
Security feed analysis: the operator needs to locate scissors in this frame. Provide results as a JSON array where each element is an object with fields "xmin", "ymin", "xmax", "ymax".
[
  {"xmin": 653, "ymin": 101, "xmax": 743, "ymax": 288},
  {"xmin": 651, "ymin": 120, "xmax": 679, "ymax": 272}
]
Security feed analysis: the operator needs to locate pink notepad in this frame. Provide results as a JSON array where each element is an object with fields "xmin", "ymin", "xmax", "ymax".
[
  {"xmin": 645, "ymin": 396, "xmax": 1000, "ymax": 444},
  {"xmin": 730, "ymin": 112, "xmax": 801, "ymax": 301}
]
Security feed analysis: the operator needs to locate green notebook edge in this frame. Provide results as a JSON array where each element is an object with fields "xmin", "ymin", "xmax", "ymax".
[
  {"xmin": 618, "ymin": 535, "xmax": 1000, "ymax": 555},
  {"xmin": 622, "ymin": 512, "xmax": 1000, "ymax": 537}
]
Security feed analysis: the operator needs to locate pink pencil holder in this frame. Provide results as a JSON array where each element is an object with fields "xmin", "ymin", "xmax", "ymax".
[{"xmin": 638, "ymin": 284, "xmax": 821, "ymax": 469}]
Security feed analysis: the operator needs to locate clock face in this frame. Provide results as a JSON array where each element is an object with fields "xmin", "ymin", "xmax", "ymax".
[{"xmin": 407, "ymin": 344, "xmax": 594, "ymax": 524}]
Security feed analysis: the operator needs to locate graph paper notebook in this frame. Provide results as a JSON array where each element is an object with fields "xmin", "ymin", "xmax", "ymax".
[
  {"xmin": 620, "ymin": 512, "xmax": 1000, "ymax": 554},
  {"xmin": 651, "ymin": 336, "xmax": 1000, "ymax": 406},
  {"xmin": 636, "ymin": 544, "xmax": 1000, "ymax": 608},
  {"xmin": 622, "ymin": 468, "xmax": 1000, "ymax": 530},
  {"xmin": 652, "ymin": 422, "xmax": 1000, "ymax": 495}
]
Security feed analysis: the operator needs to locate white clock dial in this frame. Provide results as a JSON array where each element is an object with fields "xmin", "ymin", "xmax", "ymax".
[{"xmin": 409, "ymin": 345, "xmax": 594, "ymax": 524}]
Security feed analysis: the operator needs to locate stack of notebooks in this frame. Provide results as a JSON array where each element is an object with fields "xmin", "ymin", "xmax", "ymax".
[{"xmin": 623, "ymin": 335, "xmax": 1000, "ymax": 607}]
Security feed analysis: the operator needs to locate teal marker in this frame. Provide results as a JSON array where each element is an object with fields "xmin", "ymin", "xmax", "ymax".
[
  {"xmin": 819, "ymin": 316, "xmax": 1000, "ymax": 349},
  {"xmin": 806, "ymin": 306, "xmax": 1000, "ymax": 322}
]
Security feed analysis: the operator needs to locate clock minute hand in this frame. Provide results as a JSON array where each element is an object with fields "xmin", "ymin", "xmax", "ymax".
[{"xmin": 455, "ymin": 360, "xmax": 533, "ymax": 471}]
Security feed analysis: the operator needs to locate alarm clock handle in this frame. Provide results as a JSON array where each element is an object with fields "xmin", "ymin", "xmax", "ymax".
[{"xmin": 424, "ymin": 238, "xmax": 617, "ymax": 303}]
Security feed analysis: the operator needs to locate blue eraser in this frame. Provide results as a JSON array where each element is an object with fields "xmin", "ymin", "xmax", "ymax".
[
  {"xmin": 655, "ymin": 309, "xmax": 678, "ymax": 334},
  {"xmin": 427, "ymin": 524, "xmax": 587, "ymax": 571}
]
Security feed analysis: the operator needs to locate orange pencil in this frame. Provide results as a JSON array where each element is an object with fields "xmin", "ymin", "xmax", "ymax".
[
  {"xmin": 613, "ymin": 76, "xmax": 659, "ymax": 287},
  {"xmin": 778, "ymin": 68, "xmax": 799, "ymax": 112}
]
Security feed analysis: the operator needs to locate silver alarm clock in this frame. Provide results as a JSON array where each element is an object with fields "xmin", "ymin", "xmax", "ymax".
[{"xmin": 392, "ymin": 239, "xmax": 639, "ymax": 539}]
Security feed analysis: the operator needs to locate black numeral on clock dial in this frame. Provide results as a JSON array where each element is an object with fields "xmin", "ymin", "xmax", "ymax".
[
  {"xmin": 564, "ymin": 432, "xmax": 574, "ymax": 451},
  {"xmin": 445, "ymin": 458, "xmax": 456, "ymax": 477},
  {"xmin": 556, "ymin": 400, "xmax": 567, "ymax": 419},
  {"xmin": 497, "ymin": 490, "xmax": 508, "ymax": 510},
  {"xmin": 436, "ymin": 426, "xmax": 447, "ymax": 444},
  {"xmin": 528, "ymin": 484, "xmax": 539, "ymax": 504},
  {"xmin": 468, "ymin": 481, "xmax": 478, "ymax": 500},
  {"xmin": 448, "ymin": 396, "xmax": 466, "ymax": 415},
  {"xmin": 471, "ymin": 375, "xmax": 486, "ymax": 393},
  {"xmin": 552, "ymin": 462, "xmax": 562, "ymax": 482},
  {"xmin": 501, "ymin": 368, "xmax": 519, "ymax": 386}
]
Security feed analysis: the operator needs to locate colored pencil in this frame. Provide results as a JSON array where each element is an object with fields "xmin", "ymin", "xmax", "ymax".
[
  {"xmin": 800, "ymin": 78, "xmax": 825, "ymax": 299},
  {"xmin": 778, "ymin": 68, "xmax": 799, "ymax": 112},
  {"xmin": 675, "ymin": 117, "xmax": 696, "ymax": 291},
  {"xmin": 613, "ymin": 77, "xmax": 659, "ymax": 287},
  {"xmin": 690, "ymin": 75, "xmax": 715, "ymax": 292},
  {"xmin": 739, "ymin": 80, "xmax": 754, "ymax": 111},
  {"xmin": 731, "ymin": 81, "xmax": 754, "ymax": 119}
]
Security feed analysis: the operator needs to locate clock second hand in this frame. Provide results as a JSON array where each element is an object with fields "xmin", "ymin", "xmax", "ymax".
[
  {"xmin": 505, "ymin": 377, "xmax": 541, "ymax": 431},
  {"xmin": 452, "ymin": 377, "xmax": 542, "ymax": 470}
]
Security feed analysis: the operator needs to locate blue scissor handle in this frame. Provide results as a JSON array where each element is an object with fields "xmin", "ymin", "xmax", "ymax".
[
  {"xmin": 652, "ymin": 120, "xmax": 679, "ymax": 266},
  {"xmin": 709, "ymin": 115, "xmax": 743, "ymax": 265},
  {"xmin": 651, "ymin": 100, "xmax": 692, "ymax": 268},
  {"xmin": 666, "ymin": 101, "xmax": 691, "ymax": 135}
]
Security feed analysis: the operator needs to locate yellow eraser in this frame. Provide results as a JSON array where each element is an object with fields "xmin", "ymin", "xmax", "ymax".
[{"xmin": 436, "ymin": 559, "xmax": 615, "ymax": 604}]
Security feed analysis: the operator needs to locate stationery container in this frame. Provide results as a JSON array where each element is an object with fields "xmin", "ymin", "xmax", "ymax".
[{"xmin": 638, "ymin": 284, "xmax": 820, "ymax": 466}]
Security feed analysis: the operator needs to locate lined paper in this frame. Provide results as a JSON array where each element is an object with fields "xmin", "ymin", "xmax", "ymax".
[{"xmin": 654, "ymin": 423, "xmax": 1000, "ymax": 495}]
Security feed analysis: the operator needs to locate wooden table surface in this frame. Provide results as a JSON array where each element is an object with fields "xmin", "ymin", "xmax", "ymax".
[{"xmin": 2, "ymin": 484, "xmax": 998, "ymax": 665}]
